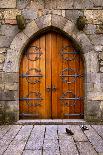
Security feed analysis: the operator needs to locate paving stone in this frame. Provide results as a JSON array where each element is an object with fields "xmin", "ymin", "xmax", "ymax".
[
  {"xmin": 23, "ymin": 150, "xmax": 42, "ymax": 155},
  {"xmin": 59, "ymin": 138, "xmax": 79, "ymax": 155},
  {"xmin": 58, "ymin": 125, "xmax": 73, "ymax": 139},
  {"xmin": 83, "ymin": 125, "xmax": 103, "ymax": 153},
  {"xmin": 0, "ymin": 125, "xmax": 22, "ymax": 154},
  {"xmin": 76, "ymin": 142, "xmax": 98, "ymax": 155},
  {"xmin": 43, "ymin": 149, "xmax": 60, "ymax": 155},
  {"xmin": 44, "ymin": 0, "xmax": 56, "ymax": 9},
  {"xmin": 0, "ymin": 125, "xmax": 11, "ymax": 139},
  {"xmin": 4, "ymin": 125, "xmax": 33, "ymax": 155},
  {"xmin": 45, "ymin": 125, "xmax": 58, "ymax": 139},
  {"xmin": 43, "ymin": 139, "xmax": 59, "ymax": 153},
  {"xmin": 25, "ymin": 125, "xmax": 45, "ymax": 150},
  {"xmin": 92, "ymin": 125, "xmax": 103, "ymax": 139}
]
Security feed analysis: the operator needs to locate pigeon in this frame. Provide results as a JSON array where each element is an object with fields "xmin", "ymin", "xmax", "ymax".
[
  {"xmin": 66, "ymin": 128, "xmax": 74, "ymax": 135},
  {"xmin": 81, "ymin": 125, "xmax": 89, "ymax": 131}
]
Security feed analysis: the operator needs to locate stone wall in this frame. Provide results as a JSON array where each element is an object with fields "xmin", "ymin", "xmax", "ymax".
[{"xmin": 0, "ymin": 0, "xmax": 103, "ymax": 124}]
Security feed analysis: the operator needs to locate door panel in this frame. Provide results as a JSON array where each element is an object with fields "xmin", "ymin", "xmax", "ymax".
[{"xmin": 19, "ymin": 31, "xmax": 84, "ymax": 119}]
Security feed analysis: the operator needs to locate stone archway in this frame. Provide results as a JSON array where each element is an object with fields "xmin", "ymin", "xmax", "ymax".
[{"xmin": 3, "ymin": 14, "xmax": 95, "ymax": 122}]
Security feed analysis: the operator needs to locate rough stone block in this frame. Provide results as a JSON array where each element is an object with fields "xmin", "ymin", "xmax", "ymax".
[
  {"xmin": 2, "ymin": 73, "xmax": 19, "ymax": 83},
  {"xmin": 3, "ymin": 9, "xmax": 21, "ymax": 20},
  {"xmin": 0, "ymin": 36, "xmax": 13, "ymax": 48},
  {"xmin": 84, "ymin": 10, "xmax": 103, "ymax": 24},
  {"xmin": 77, "ymin": 33, "xmax": 93, "ymax": 53},
  {"xmin": 22, "ymin": 8, "xmax": 37, "ymax": 20},
  {"xmin": 87, "ymin": 83, "xmax": 94, "ymax": 92},
  {"xmin": 89, "ymin": 34, "xmax": 103, "ymax": 46},
  {"xmin": 23, "ymin": 20, "xmax": 39, "ymax": 38},
  {"xmin": 4, "ymin": 101, "xmax": 19, "ymax": 112},
  {"xmin": 0, "ymin": 54, "xmax": 5, "ymax": 64},
  {"xmin": 4, "ymin": 19, "xmax": 17, "ymax": 25},
  {"xmin": 0, "ymin": 0, "xmax": 16, "ymax": 8},
  {"xmin": 93, "ymin": 0, "xmax": 103, "ymax": 7},
  {"xmin": 44, "ymin": 0, "xmax": 56, "ymax": 9},
  {"xmin": 63, "ymin": 20, "xmax": 75, "ymax": 35},
  {"xmin": 51, "ymin": 14, "xmax": 68, "ymax": 30},
  {"xmin": 0, "ymin": 48, "xmax": 7, "ymax": 54},
  {"xmin": 65, "ymin": 10, "xmax": 83, "ymax": 23},
  {"xmin": 86, "ymin": 101, "xmax": 101, "ymax": 118},
  {"xmin": 5, "ymin": 83, "xmax": 18, "ymax": 91},
  {"xmin": 94, "ymin": 45, "xmax": 103, "ymax": 52},
  {"xmin": 1, "ymin": 25, "xmax": 19, "ymax": 38},
  {"xmin": 56, "ymin": 0, "xmax": 73, "ymax": 9},
  {"xmin": 85, "ymin": 24, "xmax": 96, "ymax": 35},
  {"xmin": 74, "ymin": 0, "xmax": 94, "ymax": 9},
  {"xmin": 96, "ymin": 25, "xmax": 103, "ymax": 34},
  {"xmin": 35, "ymin": 14, "xmax": 51, "ymax": 29},
  {"xmin": 17, "ymin": 0, "xmax": 30, "ymax": 9},
  {"xmin": 2, "ymin": 90, "xmax": 18, "ymax": 101}
]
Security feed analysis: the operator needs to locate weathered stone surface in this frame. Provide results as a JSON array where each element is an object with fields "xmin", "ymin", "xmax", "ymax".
[
  {"xmin": 65, "ymin": 10, "xmax": 83, "ymax": 23},
  {"xmin": 25, "ymin": 125, "xmax": 45, "ymax": 150},
  {"xmin": 23, "ymin": 20, "xmax": 39, "ymax": 37},
  {"xmin": 4, "ymin": 125, "xmax": 33, "ymax": 155},
  {"xmin": 1, "ymin": 25, "xmax": 19, "ymax": 37},
  {"xmin": 44, "ymin": 0, "xmax": 56, "ymax": 9},
  {"xmin": 35, "ymin": 14, "xmax": 51, "ymax": 29},
  {"xmin": 84, "ymin": 10, "xmax": 103, "ymax": 24},
  {"xmin": 76, "ymin": 33, "xmax": 93, "ymax": 53},
  {"xmin": 51, "ymin": 14, "xmax": 68, "ymax": 30},
  {"xmin": 3, "ymin": 9, "xmax": 21, "ymax": 20},
  {"xmin": 45, "ymin": 125, "xmax": 58, "ymax": 139},
  {"xmin": 4, "ymin": 83, "xmax": 18, "ymax": 91},
  {"xmin": 96, "ymin": 24, "xmax": 103, "ymax": 34},
  {"xmin": 93, "ymin": 0, "xmax": 103, "ymax": 7},
  {"xmin": 0, "ymin": 54, "xmax": 5, "ymax": 63},
  {"xmin": 76, "ymin": 142, "xmax": 98, "ymax": 155},
  {"xmin": 87, "ymin": 83, "xmax": 94, "ymax": 92},
  {"xmin": 2, "ymin": 90, "xmax": 18, "ymax": 101},
  {"xmin": 4, "ymin": 19, "xmax": 17, "ymax": 25},
  {"xmin": 2, "ymin": 73, "xmax": 18, "ymax": 83},
  {"xmin": 0, "ymin": 125, "xmax": 11, "ymax": 139},
  {"xmin": 86, "ymin": 101, "xmax": 101, "ymax": 119},
  {"xmin": 63, "ymin": 20, "xmax": 75, "ymax": 35},
  {"xmin": 4, "ymin": 101, "xmax": 19, "ymax": 113},
  {"xmin": 0, "ymin": 36, "xmax": 13, "ymax": 48},
  {"xmin": 92, "ymin": 125, "xmax": 103, "ymax": 139},
  {"xmin": 0, "ymin": 48, "xmax": 7, "ymax": 54},
  {"xmin": 87, "ymin": 92, "xmax": 103, "ymax": 100},
  {"xmin": 85, "ymin": 24, "xmax": 96, "ymax": 35},
  {"xmin": 52, "ymin": 10, "xmax": 62, "ymax": 16},
  {"xmin": 22, "ymin": 8, "xmax": 37, "ymax": 20},
  {"xmin": 0, "ymin": 125, "xmax": 22, "ymax": 154},
  {"xmin": 56, "ymin": 0, "xmax": 73, "ymax": 9},
  {"xmin": 74, "ymin": 0, "xmax": 94, "ymax": 9},
  {"xmin": 17, "ymin": 0, "xmax": 30, "ymax": 10},
  {"xmin": 95, "ymin": 45, "xmax": 103, "ymax": 52},
  {"xmin": 23, "ymin": 150, "xmax": 42, "ymax": 155},
  {"xmin": 0, "ymin": 0, "xmax": 16, "ymax": 8},
  {"xmin": 84, "ymin": 125, "xmax": 103, "ymax": 153}
]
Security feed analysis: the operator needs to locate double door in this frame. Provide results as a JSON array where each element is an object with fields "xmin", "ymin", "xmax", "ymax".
[{"xmin": 19, "ymin": 32, "xmax": 84, "ymax": 119}]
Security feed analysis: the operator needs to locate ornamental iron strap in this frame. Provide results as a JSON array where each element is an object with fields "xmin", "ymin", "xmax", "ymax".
[
  {"xmin": 60, "ymin": 45, "xmax": 80, "ymax": 61},
  {"xmin": 26, "ymin": 45, "xmax": 43, "ymax": 61}
]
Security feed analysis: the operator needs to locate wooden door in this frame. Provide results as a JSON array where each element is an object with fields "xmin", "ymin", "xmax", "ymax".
[{"xmin": 19, "ymin": 32, "xmax": 84, "ymax": 119}]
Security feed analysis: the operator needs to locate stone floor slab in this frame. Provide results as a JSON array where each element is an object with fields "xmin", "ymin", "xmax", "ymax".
[
  {"xmin": 3, "ymin": 125, "xmax": 33, "ymax": 155},
  {"xmin": 76, "ymin": 141, "xmax": 98, "ymax": 155},
  {"xmin": 84, "ymin": 125, "xmax": 103, "ymax": 153},
  {"xmin": 22, "ymin": 150, "xmax": 42, "ymax": 155},
  {"xmin": 92, "ymin": 125, "xmax": 103, "ymax": 139}
]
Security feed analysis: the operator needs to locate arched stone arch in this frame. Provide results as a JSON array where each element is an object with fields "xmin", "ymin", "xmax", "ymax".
[
  {"xmin": 3, "ymin": 14, "xmax": 93, "ymax": 73},
  {"xmin": 3, "ymin": 14, "xmax": 95, "ymax": 122}
]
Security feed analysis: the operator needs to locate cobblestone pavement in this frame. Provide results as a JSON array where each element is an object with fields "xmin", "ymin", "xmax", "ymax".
[{"xmin": 0, "ymin": 125, "xmax": 103, "ymax": 155}]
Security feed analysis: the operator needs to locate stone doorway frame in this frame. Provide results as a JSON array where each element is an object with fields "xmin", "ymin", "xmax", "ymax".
[{"xmin": 3, "ymin": 14, "xmax": 94, "ymax": 122}]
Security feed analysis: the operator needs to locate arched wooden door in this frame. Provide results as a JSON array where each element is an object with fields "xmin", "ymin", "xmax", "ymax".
[{"xmin": 19, "ymin": 31, "xmax": 84, "ymax": 119}]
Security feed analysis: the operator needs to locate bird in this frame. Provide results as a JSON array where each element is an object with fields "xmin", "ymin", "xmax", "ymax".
[
  {"xmin": 66, "ymin": 128, "xmax": 74, "ymax": 135},
  {"xmin": 81, "ymin": 125, "xmax": 89, "ymax": 131}
]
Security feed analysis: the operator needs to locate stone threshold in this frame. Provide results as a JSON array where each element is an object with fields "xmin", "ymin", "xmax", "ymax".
[{"xmin": 16, "ymin": 119, "xmax": 86, "ymax": 125}]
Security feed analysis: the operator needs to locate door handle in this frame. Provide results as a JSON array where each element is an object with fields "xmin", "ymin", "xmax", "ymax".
[
  {"xmin": 52, "ymin": 85, "xmax": 56, "ymax": 92},
  {"xmin": 46, "ymin": 86, "xmax": 51, "ymax": 92}
]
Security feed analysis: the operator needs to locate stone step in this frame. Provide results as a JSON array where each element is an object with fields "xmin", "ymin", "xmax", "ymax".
[{"xmin": 16, "ymin": 119, "xmax": 86, "ymax": 125}]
